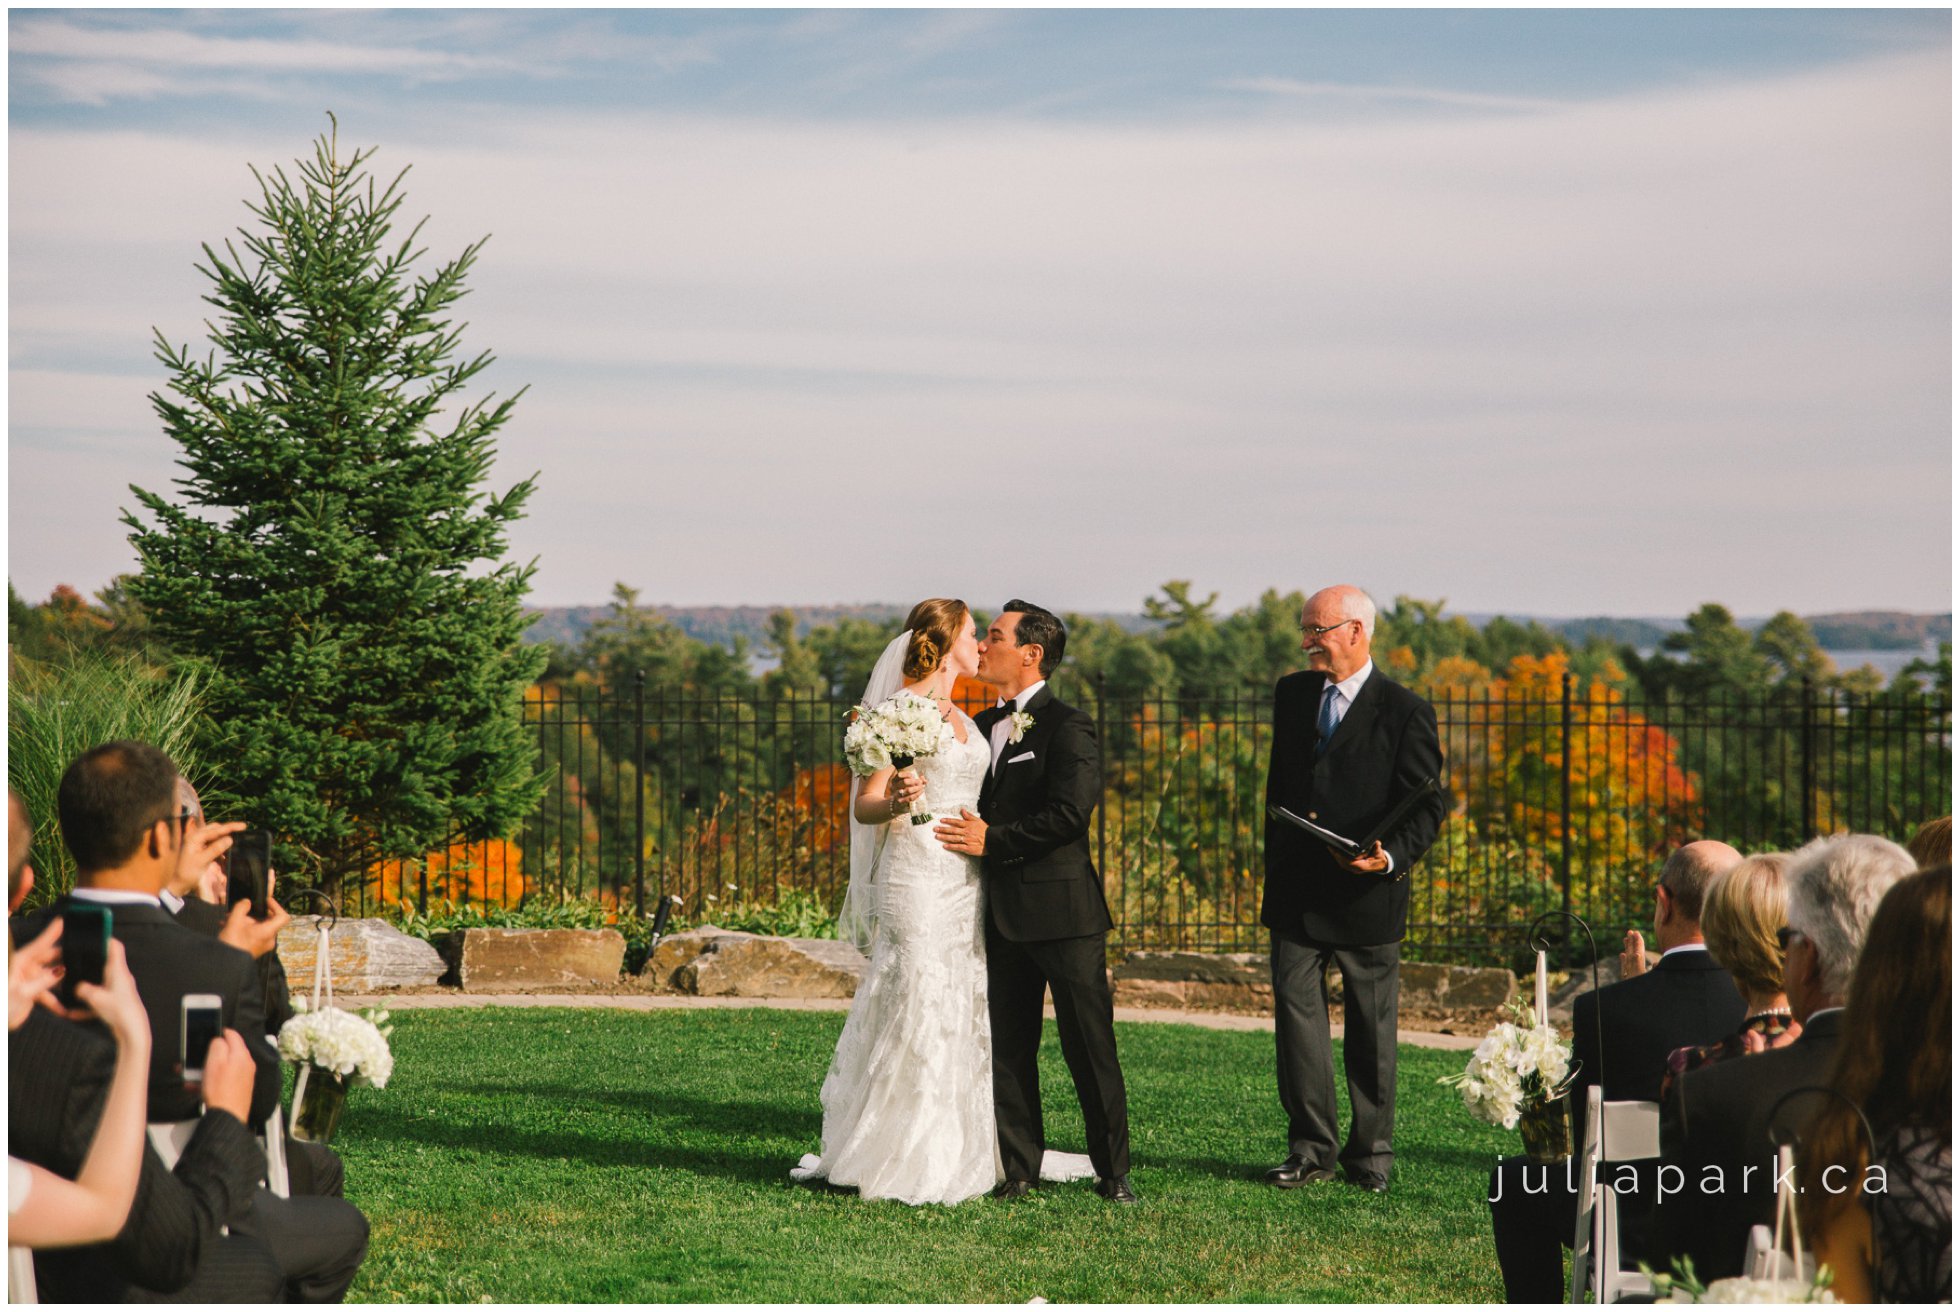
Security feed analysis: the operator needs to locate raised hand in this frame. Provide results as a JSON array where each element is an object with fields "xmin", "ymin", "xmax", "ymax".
[
  {"xmin": 70, "ymin": 940, "xmax": 152, "ymax": 1061},
  {"xmin": 220, "ymin": 894, "xmax": 291, "ymax": 959},
  {"xmin": 8, "ymin": 918, "xmax": 65, "ymax": 1030},
  {"xmin": 1620, "ymin": 929, "xmax": 1648, "ymax": 979}
]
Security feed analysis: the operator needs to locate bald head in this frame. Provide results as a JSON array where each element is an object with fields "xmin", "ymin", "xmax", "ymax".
[
  {"xmin": 1299, "ymin": 586, "xmax": 1379, "ymax": 682},
  {"xmin": 1658, "ymin": 840, "xmax": 1742, "ymax": 926}
]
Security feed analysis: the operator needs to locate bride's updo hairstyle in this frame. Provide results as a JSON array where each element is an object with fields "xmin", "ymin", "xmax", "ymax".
[{"xmin": 902, "ymin": 598, "xmax": 969, "ymax": 682}]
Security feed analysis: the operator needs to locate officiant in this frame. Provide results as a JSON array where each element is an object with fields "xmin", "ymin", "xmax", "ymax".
[{"xmin": 1259, "ymin": 585, "xmax": 1448, "ymax": 1196}]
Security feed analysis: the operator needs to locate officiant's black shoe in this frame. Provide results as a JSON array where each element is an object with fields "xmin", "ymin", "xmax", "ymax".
[
  {"xmin": 1093, "ymin": 1175, "xmax": 1139, "ymax": 1204},
  {"xmin": 1265, "ymin": 1155, "xmax": 1338, "ymax": 1189},
  {"xmin": 992, "ymin": 1179, "xmax": 1035, "ymax": 1200},
  {"xmin": 1348, "ymin": 1173, "xmax": 1389, "ymax": 1195}
]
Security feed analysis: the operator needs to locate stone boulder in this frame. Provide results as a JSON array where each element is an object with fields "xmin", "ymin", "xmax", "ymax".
[
  {"xmin": 675, "ymin": 935, "xmax": 866, "ymax": 999},
  {"xmin": 455, "ymin": 928, "xmax": 626, "ymax": 991},
  {"xmin": 1547, "ymin": 958, "xmax": 1623, "ymax": 1027},
  {"xmin": 1398, "ymin": 962, "xmax": 1517, "ymax": 1013},
  {"xmin": 639, "ymin": 925, "xmax": 752, "ymax": 991},
  {"xmin": 1113, "ymin": 951, "xmax": 1272, "ymax": 1012},
  {"xmin": 276, "ymin": 916, "xmax": 445, "ymax": 993}
]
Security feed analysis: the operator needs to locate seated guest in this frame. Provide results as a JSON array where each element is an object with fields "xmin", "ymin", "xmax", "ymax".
[
  {"xmin": 1488, "ymin": 840, "xmax": 1747, "ymax": 1302},
  {"xmin": 9, "ymin": 918, "xmax": 150, "ymax": 1249},
  {"xmin": 1658, "ymin": 853, "xmax": 1796, "ymax": 1101},
  {"xmin": 165, "ymin": 775, "xmax": 294, "ymax": 1037},
  {"xmin": 8, "ymin": 787, "xmax": 282, "ymax": 1300},
  {"xmin": 166, "ymin": 774, "xmax": 351, "ymax": 1199},
  {"xmin": 15, "ymin": 743, "xmax": 369, "ymax": 1302},
  {"xmin": 1799, "ymin": 866, "xmax": 1950, "ymax": 1303},
  {"xmin": 1906, "ymin": 815, "xmax": 1949, "ymax": 870},
  {"xmin": 1650, "ymin": 833, "xmax": 1916, "ymax": 1282}
]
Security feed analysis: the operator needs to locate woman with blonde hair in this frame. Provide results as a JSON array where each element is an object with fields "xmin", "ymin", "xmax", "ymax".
[{"xmin": 1658, "ymin": 852, "xmax": 1798, "ymax": 1101}]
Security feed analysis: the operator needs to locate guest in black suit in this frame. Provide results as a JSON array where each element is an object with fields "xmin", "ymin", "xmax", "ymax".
[
  {"xmin": 932, "ymin": 601, "xmax": 1134, "ymax": 1204},
  {"xmin": 1651, "ymin": 833, "xmax": 1917, "ymax": 1282},
  {"xmin": 15, "ymin": 740, "xmax": 370, "ymax": 1302},
  {"xmin": 8, "ymin": 786, "xmax": 283, "ymax": 1300},
  {"xmin": 1260, "ymin": 585, "xmax": 1448, "ymax": 1195},
  {"xmin": 1487, "ymin": 840, "xmax": 1747, "ymax": 1302},
  {"xmin": 164, "ymin": 775, "xmax": 349, "ymax": 1198}
]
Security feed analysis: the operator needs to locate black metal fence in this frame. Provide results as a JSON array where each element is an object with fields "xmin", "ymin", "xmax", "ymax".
[{"xmin": 353, "ymin": 676, "xmax": 1950, "ymax": 967}]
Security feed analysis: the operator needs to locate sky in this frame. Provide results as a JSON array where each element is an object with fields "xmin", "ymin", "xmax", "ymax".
[{"xmin": 8, "ymin": 9, "xmax": 1952, "ymax": 619}]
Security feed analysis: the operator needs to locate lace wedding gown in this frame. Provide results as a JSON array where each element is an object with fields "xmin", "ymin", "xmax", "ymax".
[{"xmin": 794, "ymin": 704, "xmax": 1091, "ymax": 1205}]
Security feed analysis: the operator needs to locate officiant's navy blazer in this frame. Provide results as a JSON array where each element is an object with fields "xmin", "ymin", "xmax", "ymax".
[
  {"xmin": 1259, "ymin": 667, "xmax": 1449, "ymax": 946},
  {"xmin": 976, "ymin": 683, "xmax": 1114, "ymax": 943}
]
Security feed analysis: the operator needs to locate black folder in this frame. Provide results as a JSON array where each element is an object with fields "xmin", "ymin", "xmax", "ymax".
[{"xmin": 1268, "ymin": 776, "xmax": 1440, "ymax": 861}]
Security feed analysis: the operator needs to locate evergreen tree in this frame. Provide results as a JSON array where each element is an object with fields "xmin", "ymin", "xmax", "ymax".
[{"xmin": 123, "ymin": 120, "xmax": 546, "ymax": 890}]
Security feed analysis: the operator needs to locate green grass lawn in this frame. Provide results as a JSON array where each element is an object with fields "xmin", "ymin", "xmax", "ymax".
[{"xmin": 331, "ymin": 1007, "xmax": 1515, "ymax": 1302}]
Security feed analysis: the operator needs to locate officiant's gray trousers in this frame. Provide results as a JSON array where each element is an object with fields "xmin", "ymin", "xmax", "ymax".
[{"xmin": 1271, "ymin": 929, "xmax": 1399, "ymax": 1179}]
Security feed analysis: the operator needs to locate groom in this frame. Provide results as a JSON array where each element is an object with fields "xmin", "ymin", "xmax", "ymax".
[{"xmin": 934, "ymin": 601, "xmax": 1136, "ymax": 1204}]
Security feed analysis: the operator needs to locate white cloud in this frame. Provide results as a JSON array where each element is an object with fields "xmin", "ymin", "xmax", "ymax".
[
  {"xmin": 1220, "ymin": 76, "xmax": 1567, "ymax": 114},
  {"xmin": 9, "ymin": 48, "xmax": 1949, "ymax": 613}
]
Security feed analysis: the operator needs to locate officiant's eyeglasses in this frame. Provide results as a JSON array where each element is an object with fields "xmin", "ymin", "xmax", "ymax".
[{"xmin": 1301, "ymin": 620, "xmax": 1358, "ymax": 638}]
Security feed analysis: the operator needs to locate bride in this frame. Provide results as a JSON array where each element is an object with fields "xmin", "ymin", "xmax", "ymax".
[{"xmin": 794, "ymin": 598, "xmax": 1090, "ymax": 1205}]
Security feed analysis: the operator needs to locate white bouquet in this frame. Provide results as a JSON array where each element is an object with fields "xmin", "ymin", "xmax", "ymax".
[
  {"xmin": 278, "ymin": 998, "xmax": 396, "ymax": 1089},
  {"xmin": 1440, "ymin": 1003, "xmax": 1573, "ymax": 1130},
  {"xmin": 1644, "ymin": 1258, "xmax": 1837, "ymax": 1304},
  {"xmin": 843, "ymin": 691, "xmax": 952, "ymax": 824}
]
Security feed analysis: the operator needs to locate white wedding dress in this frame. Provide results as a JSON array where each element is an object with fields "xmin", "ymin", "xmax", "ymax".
[{"xmin": 793, "ymin": 692, "xmax": 1094, "ymax": 1205}]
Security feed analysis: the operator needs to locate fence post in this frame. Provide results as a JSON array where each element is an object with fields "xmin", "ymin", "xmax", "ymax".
[
  {"xmin": 1559, "ymin": 672, "xmax": 1574, "ymax": 934},
  {"xmin": 635, "ymin": 669, "xmax": 647, "ymax": 918},
  {"xmin": 1800, "ymin": 676, "xmax": 1816, "ymax": 840},
  {"xmin": 1096, "ymin": 670, "xmax": 1108, "ymax": 928}
]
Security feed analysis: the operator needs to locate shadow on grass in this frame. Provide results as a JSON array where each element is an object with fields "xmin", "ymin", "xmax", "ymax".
[{"xmin": 352, "ymin": 1082, "xmax": 822, "ymax": 1184}]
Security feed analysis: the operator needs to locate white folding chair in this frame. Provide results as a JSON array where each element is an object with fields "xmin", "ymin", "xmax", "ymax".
[
  {"xmin": 1569, "ymin": 1085, "xmax": 1661, "ymax": 1304},
  {"xmin": 1743, "ymin": 1145, "xmax": 1816, "ymax": 1282},
  {"xmin": 8, "ymin": 1244, "xmax": 36, "ymax": 1303}
]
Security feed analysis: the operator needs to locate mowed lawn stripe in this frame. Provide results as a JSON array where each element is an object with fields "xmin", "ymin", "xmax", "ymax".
[{"xmin": 333, "ymin": 1008, "xmax": 1512, "ymax": 1302}]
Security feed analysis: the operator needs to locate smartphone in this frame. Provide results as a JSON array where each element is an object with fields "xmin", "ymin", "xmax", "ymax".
[
  {"xmin": 180, "ymin": 994, "xmax": 224, "ymax": 1082},
  {"xmin": 225, "ymin": 828, "xmax": 272, "ymax": 919},
  {"xmin": 57, "ymin": 904, "xmax": 112, "ymax": 1006}
]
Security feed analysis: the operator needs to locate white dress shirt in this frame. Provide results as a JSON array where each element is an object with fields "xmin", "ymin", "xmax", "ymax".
[
  {"xmin": 67, "ymin": 887, "xmax": 162, "ymax": 908},
  {"xmin": 990, "ymin": 679, "xmax": 1046, "ymax": 769}
]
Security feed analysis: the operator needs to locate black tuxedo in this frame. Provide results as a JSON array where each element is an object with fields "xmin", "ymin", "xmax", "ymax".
[
  {"xmin": 1488, "ymin": 948, "xmax": 1746, "ymax": 1302},
  {"xmin": 15, "ymin": 897, "xmax": 282, "ymax": 1126},
  {"xmin": 975, "ymin": 685, "xmax": 1131, "ymax": 1184},
  {"xmin": 9, "ymin": 1006, "xmax": 281, "ymax": 1302},
  {"xmin": 1260, "ymin": 667, "xmax": 1448, "ymax": 947},
  {"xmin": 1650, "ymin": 1008, "xmax": 1846, "ymax": 1282},
  {"xmin": 1259, "ymin": 665, "xmax": 1447, "ymax": 1184}
]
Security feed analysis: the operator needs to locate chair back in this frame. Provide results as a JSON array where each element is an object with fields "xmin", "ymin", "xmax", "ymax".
[
  {"xmin": 8, "ymin": 1244, "xmax": 36, "ymax": 1303},
  {"xmin": 1570, "ymin": 1086, "xmax": 1662, "ymax": 1304}
]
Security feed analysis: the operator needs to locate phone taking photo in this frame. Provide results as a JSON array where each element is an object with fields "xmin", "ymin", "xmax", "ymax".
[
  {"xmin": 58, "ymin": 904, "xmax": 112, "ymax": 1007},
  {"xmin": 180, "ymin": 994, "xmax": 223, "ymax": 1082},
  {"xmin": 225, "ymin": 828, "xmax": 272, "ymax": 919}
]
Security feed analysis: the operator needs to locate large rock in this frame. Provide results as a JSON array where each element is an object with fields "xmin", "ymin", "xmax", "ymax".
[
  {"xmin": 639, "ymin": 925, "xmax": 752, "ymax": 991},
  {"xmin": 456, "ymin": 928, "xmax": 626, "ymax": 991},
  {"xmin": 1547, "ymin": 958, "xmax": 1623, "ymax": 1027},
  {"xmin": 1399, "ymin": 962, "xmax": 1517, "ymax": 1012},
  {"xmin": 1115, "ymin": 951, "xmax": 1269, "ymax": 986},
  {"xmin": 276, "ymin": 916, "xmax": 445, "ymax": 992},
  {"xmin": 673, "ymin": 934, "xmax": 866, "ymax": 999}
]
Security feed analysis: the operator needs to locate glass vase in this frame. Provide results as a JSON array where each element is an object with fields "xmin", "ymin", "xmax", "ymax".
[
  {"xmin": 291, "ymin": 1069, "xmax": 349, "ymax": 1145},
  {"xmin": 1518, "ymin": 1096, "xmax": 1571, "ymax": 1164}
]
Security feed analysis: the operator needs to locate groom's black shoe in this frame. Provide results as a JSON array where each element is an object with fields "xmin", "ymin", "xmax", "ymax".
[
  {"xmin": 1265, "ymin": 1155, "xmax": 1338, "ymax": 1189},
  {"xmin": 1093, "ymin": 1175, "xmax": 1139, "ymax": 1205},
  {"xmin": 992, "ymin": 1179, "xmax": 1036, "ymax": 1200}
]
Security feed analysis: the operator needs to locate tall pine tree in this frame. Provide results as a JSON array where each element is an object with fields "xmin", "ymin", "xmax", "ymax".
[{"xmin": 124, "ymin": 119, "xmax": 546, "ymax": 891}]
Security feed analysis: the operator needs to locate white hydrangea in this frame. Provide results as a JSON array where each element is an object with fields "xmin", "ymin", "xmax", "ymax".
[
  {"xmin": 843, "ymin": 691, "xmax": 952, "ymax": 779},
  {"xmin": 1677, "ymin": 1276, "xmax": 1836, "ymax": 1304},
  {"xmin": 278, "ymin": 1001, "xmax": 395, "ymax": 1088},
  {"xmin": 1441, "ymin": 1005, "xmax": 1574, "ymax": 1130}
]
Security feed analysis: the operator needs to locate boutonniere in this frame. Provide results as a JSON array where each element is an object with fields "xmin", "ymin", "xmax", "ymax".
[{"xmin": 1007, "ymin": 710, "xmax": 1035, "ymax": 744}]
